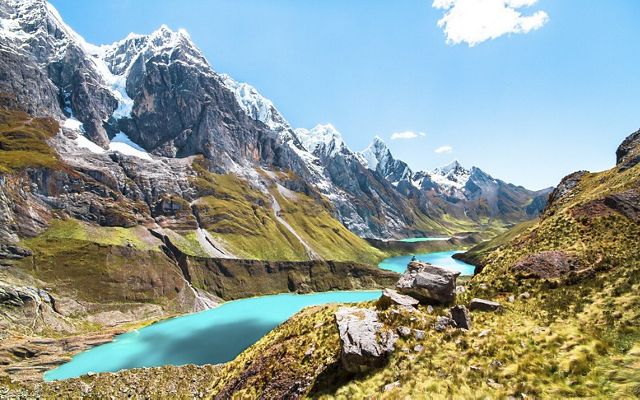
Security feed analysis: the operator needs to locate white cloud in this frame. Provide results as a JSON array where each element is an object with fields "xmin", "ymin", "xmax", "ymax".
[
  {"xmin": 390, "ymin": 131, "xmax": 426, "ymax": 140},
  {"xmin": 432, "ymin": 0, "xmax": 549, "ymax": 47},
  {"xmin": 434, "ymin": 145, "xmax": 453, "ymax": 154}
]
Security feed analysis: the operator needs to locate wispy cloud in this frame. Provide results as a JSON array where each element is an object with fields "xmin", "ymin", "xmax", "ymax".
[
  {"xmin": 434, "ymin": 145, "xmax": 453, "ymax": 154},
  {"xmin": 390, "ymin": 131, "xmax": 426, "ymax": 140},
  {"xmin": 432, "ymin": 0, "xmax": 549, "ymax": 47}
]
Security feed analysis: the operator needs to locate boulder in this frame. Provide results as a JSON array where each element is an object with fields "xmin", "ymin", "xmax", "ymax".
[
  {"xmin": 396, "ymin": 262, "xmax": 459, "ymax": 305},
  {"xmin": 335, "ymin": 307, "xmax": 398, "ymax": 373},
  {"xmin": 449, "ymin": 305, "xmax": 472, "ymax": 330},
  {"xmin": 377, "ymin": 289, "xmax": 419, "ymax": 310},
  {"xmin": 469, "ymin": 298, "xmax": 502, "ymax": 312}
]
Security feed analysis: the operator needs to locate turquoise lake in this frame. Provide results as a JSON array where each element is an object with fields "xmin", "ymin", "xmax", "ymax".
[
  {"xmin": 378, "ymin": 250, "xmax": 475, "ymax": 275},
  {"xmin": 44, "ymin": 290, "xmax": 381, "ymax": 381},
  {"xmin": 45, "ymin": 250, "xmax": 475, "ymax": 381}
]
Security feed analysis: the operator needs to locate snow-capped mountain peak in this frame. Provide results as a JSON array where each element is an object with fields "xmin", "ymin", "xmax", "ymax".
[
  {"xmin": 295, "ymin": 124, "xmax": 346, "ymax": 157},
  {"xmin": 429, "ymin": 160, "xmax": 471, "ymax": 189},
  {"xmin": 359, "ymin": 135, "xmax": 390, "ymax": 171}
]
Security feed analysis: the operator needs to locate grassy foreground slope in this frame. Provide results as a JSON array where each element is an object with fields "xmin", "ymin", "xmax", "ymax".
[{"xmin": 194, "ymin": 132, "xmax": 640, "ymax": 398}]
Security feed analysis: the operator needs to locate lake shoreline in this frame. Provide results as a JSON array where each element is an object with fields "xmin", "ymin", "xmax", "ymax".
[{"xmin": 40, "ymin": 249, "xmax": 474, "ymax": 383}]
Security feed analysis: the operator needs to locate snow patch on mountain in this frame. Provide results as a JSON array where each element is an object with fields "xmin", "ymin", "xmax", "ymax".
[
  {"xmin": 109, "ymin": 132, "xmax": 153, "ymax": 161},
  {"xmin": 220, "ymin": 74, "xmax": 290, "ymax": 133}
]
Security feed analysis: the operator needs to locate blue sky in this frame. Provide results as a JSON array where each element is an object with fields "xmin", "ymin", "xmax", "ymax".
[{"xmin": 50, "ymin": 0, "xmax": 640, "ymax": 189}]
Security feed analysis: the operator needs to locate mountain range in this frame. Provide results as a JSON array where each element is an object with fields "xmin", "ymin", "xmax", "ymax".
[{"xmin": 0, "ymin": 0, "xmax": 550, "ymax": 253}]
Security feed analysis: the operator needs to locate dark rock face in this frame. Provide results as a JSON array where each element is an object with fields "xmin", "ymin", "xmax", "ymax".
[
  {"xmin": 512, "ymin": 251, "xmax": 579, "ymax": 279},
  {"xmin": 449, "ymin": 305, "xmax": 472, "ymax": 329},
  {"xmin": 335, "ymin": 307, "xmax": 398, "ymax": 373},
  {"xmin": 469, "ymin": 298, "xmax": 502, "ymax": 312},
  {"xmin": 396, "ymin": 262, "xmax": 459, "ymax": 305},
  {"xmin": 616, "ymin": 129, "xmax": 640, "ymax": 171}
]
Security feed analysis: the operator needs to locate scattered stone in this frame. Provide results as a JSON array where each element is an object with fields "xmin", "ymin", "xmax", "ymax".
[
  {"xmin": 413, "ymin": 345, "xmax": 424, "ymax": 353},
  {"xmin": 469, "ymin": 298, "xmax": 502, "ymax": 312},
  {"xmin": 413, "ymin": 329, "xmax": 425, "ymax": 340},
  {"xmin": 487, "ymin": 378, "xmax": 504, "ymax": 389},
  {"xmin": 519, "ymin": 292, "xmax": 531, "ymax": 299},
  {"xmin": 478, "ymin": 329, "xmax": 491, "ymax": 338},
  {"xmin": 396, "ymin": 262, "xmax": 460, "ymax": 305},
  {"xmin": 383, "ymin": 381, "xmax": 401, "ymax": 392},
  {"xmin": 490, "ymin": 360, "xmax": 503, "ymax": 369},
  {"xmin": 455, "ymin": 285, "xmax": 466, "ymax": 294},
  {"xmin": 469, "ymin": 365, "xmax": 482, "ymax": 372},
  {"xmin": 377, "ymin": 289, "xmax": 419, "ymax": 310},
  {"xmin": 426, "ymin": 305, "xmax": 434, "ymax": 314},
  {"xmin": 397, "ymin": 326, "xmax": 412, "ymax": 338},
  {"xmin": 508, "ymin": 295, "xmax": 515, "ymax": 303},
  {"xmin": 335, "ymin": 307, "xmax": 398, "ymax": 373},
  {"xmin": 434, "ymin": 316, "xmax": 456, "ymax": 332},
  {"xmin": 304, "ymin": 345, "xmax": 315, "ymax": 357},
  {"xmin": 449, "ymin": 305, "xmax": 472, "ymax": 330}
]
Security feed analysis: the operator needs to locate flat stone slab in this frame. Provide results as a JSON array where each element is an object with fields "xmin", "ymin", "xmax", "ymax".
[
  {"xmin": 377, "ymin": 288, "xmax": 419, "ymax": 310},
  {"xmin": 469, "ymin": 298, "xmax": 502, "ymax": 312}
]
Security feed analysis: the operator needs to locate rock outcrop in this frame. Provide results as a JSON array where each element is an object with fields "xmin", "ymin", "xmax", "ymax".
[
  {"xmin": 544, "ymin": 171, "xmax": 588, "ymax": 214},
  {"xmin": 396, "ymin": 261, "xmax": 459, "ymax": 305},
  {"xmin": 335, "ymin": 307, "xmax": 398, "ymax": 373},
  {"xmin": 616, "ymin": 129, "xmax": 640, "ymax": 171},
  {"xmin": 512, "ymin": 251, "xmax": 579, "ymax": 279}
]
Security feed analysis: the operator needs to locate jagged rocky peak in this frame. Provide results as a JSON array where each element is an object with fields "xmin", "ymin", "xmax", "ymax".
[
  {"xmin": 429, "ymin": 160, "xmax": 471, "ymax": 189},
  {"xmin": 359, "ymin": 136, "xmax": 413, "ymax": 184},
  {"xmin": 295, "ymin": 124, "xmax": 347, "ymax": 158},
  {"xmin": 359, "ymin": 136, "xmax": 389, "ymax": 170}
]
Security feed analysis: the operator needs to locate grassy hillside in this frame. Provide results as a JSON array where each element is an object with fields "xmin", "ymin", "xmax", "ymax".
[
  {"xmin": 191, "ymin": 163, "xmax": 386, "ymax": 263},
  {"xmin": 0, "ymin": 109, "xmax": 60, "ymax": 173}
]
